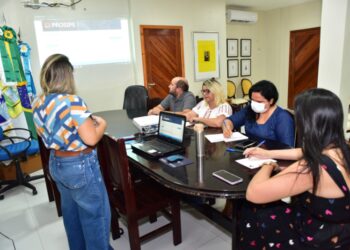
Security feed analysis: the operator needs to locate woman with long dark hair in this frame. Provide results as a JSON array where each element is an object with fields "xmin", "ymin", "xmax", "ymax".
[{"xmin": 240, "ymin": 88, "xmax": 350, "ymax": 249}]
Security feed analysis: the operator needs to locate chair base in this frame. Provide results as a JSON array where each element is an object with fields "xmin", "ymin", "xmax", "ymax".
[{"xmin": 0, "ymin": 160, "xmax": 44, "ymax": 199}]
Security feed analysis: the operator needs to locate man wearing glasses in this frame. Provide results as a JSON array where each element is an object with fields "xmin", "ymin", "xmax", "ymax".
[{"xmin": 148, "ymin": 77, "xmax": 196, "ymax": 115}]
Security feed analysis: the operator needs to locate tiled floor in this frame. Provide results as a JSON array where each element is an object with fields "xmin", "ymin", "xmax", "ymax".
[{"xmin": 0, "ymin": 170, "xmax": 232, "ymax": 250}]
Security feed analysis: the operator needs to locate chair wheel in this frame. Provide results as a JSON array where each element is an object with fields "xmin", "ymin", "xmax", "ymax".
[
  {"xmin": 33, "ymin": 189, "xmax": 38, "ymax": 195},
  {"xmin": 0, "ymin": 195, "xmax": 4, "ymax": 200}
]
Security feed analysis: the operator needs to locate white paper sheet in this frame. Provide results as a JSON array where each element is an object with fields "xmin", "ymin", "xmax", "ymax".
[
  {"xmin": 205, "ymin": 132, "xmax": 248, "ymax": 143},
  {"xmin": 236, "ymin": 157, "xmax": 277, "ymax": 169}
]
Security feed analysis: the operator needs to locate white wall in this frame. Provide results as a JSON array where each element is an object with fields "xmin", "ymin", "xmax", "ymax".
[
  {"xmin": 130, "ymin": 0, "xmax": 227, "ymax": 97},
  {"xmin": 226, "ymin": 12, "xmax": 267, "ymax": 98},
  {"xmin": 1, "ymin": 0, "xmax": 135, "ymax": 112},
  {"xmin": 226, "ymin": 0, "xmax": 322, "ymax": 107},
  {"xmin": 1, "ymin": 0, "xmax": 227, "ymax": 111},
  {"xmin": 318, "ymin": 0, "xmax": 350, "ymax": 130},
  {"xmin": 266, "ymin": 0, "xmax": 321, "ymax": 107}
]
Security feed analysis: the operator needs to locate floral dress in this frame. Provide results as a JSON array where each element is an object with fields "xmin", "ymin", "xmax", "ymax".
[{"xmin": 239, "ymin": 155, "xmax": 350, "ymax": 249}]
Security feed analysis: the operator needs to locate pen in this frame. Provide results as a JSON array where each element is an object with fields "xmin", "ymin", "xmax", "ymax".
[
  {"xmin": 223, "ymin": 120, "xmax": 228, "ymax": 130},
  {"xmin": 226, "ymin": 147, "xmax": 244, "ymax": 153},
  {"xmin": 256, "ymin": 140, "xmax": 266, "ymax": 148}
]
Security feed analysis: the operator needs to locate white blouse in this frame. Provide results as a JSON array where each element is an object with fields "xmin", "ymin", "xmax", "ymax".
[{"xmin": 192, "ymin": 100, "xmax": 232, "ymax": 118}]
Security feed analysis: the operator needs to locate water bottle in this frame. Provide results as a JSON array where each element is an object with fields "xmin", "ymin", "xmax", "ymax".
[
  {"xmin": 194, "ymin": 123, "xmax": 204, "ymax": 157},
  {"xmin": 197, "ymin": 156, "xmax": 204, "ymax": 183}
]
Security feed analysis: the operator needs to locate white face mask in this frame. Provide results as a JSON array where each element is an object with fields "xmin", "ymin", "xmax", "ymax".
[{"xmin": 251, "ymin": 100, "xmax": 267, "ymax": 113}]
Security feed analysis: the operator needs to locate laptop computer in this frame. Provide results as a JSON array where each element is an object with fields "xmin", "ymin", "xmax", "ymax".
[{"xmin": 131, "ymin": 112, "xmax": 186, "ymax": 158}]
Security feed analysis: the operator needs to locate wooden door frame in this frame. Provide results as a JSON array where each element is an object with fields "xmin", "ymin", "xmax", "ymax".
[
  {"xmin": 288, "ymin": 27, "xmax": 320, "ymax": 108},
  {"xmin": 140, "ymin": 25, "xmax": 185, "ymax": 87}
]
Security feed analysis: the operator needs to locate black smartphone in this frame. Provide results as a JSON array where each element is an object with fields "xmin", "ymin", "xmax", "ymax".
[
  {"xmin": 235, "ymin": 139, "xmax": 256, "ymax": 150},
  {"xmin": 212, "ymin": 170, "xmax": 243, "ymax": 185}
]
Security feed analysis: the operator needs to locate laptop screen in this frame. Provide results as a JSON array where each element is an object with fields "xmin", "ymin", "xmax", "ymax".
[{"xmin": 158, "ymin": 112, "xmax": 185, "ymax": 143}]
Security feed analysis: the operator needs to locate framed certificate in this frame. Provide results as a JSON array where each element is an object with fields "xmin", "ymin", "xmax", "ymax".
[
  {"xmin": 227, "ymin": 59, "xmax": 239, "ymax": 78},
  {"xmin": 227, "ymin": 39, "xmax": 238, "ymax": 57},
  {"xmin": 241, "ymin": 59, "xmax": 251, "ymax": 76},
  {"xmin": 240, "ymin": 39, "xmax": 251, "ymax": 57}
]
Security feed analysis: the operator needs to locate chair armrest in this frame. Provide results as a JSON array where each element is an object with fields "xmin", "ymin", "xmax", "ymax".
[{"xmin": 4, "ymin": 127, "xmax": 33, "ymax": 140}]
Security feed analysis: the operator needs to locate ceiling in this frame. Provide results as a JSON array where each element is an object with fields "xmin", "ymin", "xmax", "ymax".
[{"xmin": 225, "ymin": 0, "xmax": 317, "ymax": 11}]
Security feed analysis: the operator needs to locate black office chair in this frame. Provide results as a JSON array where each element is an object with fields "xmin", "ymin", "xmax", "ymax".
[
  {"xmin": 0, "ymin": 127, "xmax": 44, "ymax": 199},
  {"xmin": 97, "ymin": 136, "xmax": 182, "ymax": 250},
  {"xmin": 123, "ymin": 85, "xmax": 149, "ymax": 115}
]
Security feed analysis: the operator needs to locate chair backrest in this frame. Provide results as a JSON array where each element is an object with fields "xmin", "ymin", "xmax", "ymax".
[
  {"xmin": 241, "ymin": 78, "xmax": 252, "ymax": 98},
  {"xmin": 195, "ymin": 95, "xmax": 203, "ymax": 104},
  {"xmin": 98, "ymin": 135, "xmax": 136, "ymax": 214},
  {"xmin": 0, "ymin": 128, "xmax": 31, "ymax": 161},
  {"xmin": 285, "ymin": 108, "xmax": 297, "ymax": 147},
  {"xmin": 123, "ymin": 85, "xmax": 149, "ymax": 114},
  {"xmin": 227, "ymin": 80, "xmax": 236, "ymax": 99},
  {"xmin": 98, "ymin": 135, "xmax": 182, "ymax": 248}
]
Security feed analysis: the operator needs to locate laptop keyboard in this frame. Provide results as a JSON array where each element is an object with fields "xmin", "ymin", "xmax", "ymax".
[{"xmin": 150, "ymin": 138, "xmax": 180, "ymax": 151}]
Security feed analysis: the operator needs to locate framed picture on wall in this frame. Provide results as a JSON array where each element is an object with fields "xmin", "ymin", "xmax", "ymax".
[
  {"xmin": 240, "ymin": 39, "xmax": 251, "ymax": 57},
  {"xmin": 241, "ymin": 59, "xmax": 251, "ymax": 76},
  {"xmin": 193, "ymin": 32, "xmax": 220, "ymax": 81},
  {"xmin": 227, "ymin": 59, "xmax": 239, "ymax": 78},
  {"xmin": 226, "ymin": 39, "xmax": 238, "ymax": 57}
]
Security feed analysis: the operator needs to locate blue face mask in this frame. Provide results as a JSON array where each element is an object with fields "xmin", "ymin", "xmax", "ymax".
[{"xmin": 251, "ymin": 100, "xmax": 267, "ymax": 113}]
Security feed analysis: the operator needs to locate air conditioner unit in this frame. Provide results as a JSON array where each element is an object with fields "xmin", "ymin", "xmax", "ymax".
[{"xmin": 226, "ymin": 9, "xmax": 258, "ymax": 23}]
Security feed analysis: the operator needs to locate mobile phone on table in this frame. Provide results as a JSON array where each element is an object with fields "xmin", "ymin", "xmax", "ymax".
[
  {"xmin": 212, "ymin": 170, "xmax": 243, "ymax": 185},
  {"xmin": 235, "ymin": 139, "xmax": 256, "ymax": 150}
]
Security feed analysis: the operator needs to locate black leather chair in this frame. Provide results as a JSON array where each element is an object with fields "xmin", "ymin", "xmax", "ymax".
[
  {"xmin": 97, "ymin": 136, "xmax": 182, "ymax": 250},
  {"xmin": 123, "ymin": 85, "xmax": 149, "ymax": 115}
]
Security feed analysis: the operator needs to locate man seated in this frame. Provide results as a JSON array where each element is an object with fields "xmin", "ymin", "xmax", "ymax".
[{"xmin": 148, "ymin": 77, "xmax": 196, "ymax": 115}]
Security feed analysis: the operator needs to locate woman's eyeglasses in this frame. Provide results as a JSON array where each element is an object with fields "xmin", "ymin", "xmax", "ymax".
[{"xmin": 201, "ymin": 89, "xmax": 211, "ymax": 95}]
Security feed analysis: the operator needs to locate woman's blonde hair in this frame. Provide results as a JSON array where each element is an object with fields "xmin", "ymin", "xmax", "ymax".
[
  {"xmin": 40, "ymin": 54, "xmax": 76, "ymax": 95},
  {"xmin": 202, "ymin": 78, "xmax": 226, "ymax": 106}
]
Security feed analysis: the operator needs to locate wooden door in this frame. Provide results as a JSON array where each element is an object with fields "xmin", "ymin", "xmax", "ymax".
[
  {"xmin": 140, "ymin": 25, "xmax": 184, "ymax": 100},
  {"xmin": 288, "ymin": 27, "xmax": 320, "ymax": 109}
]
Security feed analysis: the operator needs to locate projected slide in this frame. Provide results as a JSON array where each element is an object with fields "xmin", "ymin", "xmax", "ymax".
[{"xmin": 34, "ymin": 18, "xmax": 131, "ymax": 66}]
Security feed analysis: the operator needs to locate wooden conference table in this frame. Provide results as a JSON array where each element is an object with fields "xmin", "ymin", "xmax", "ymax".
[{"xmin": 96, "ymin": 109, "xmax": 291, "ymax": 249}]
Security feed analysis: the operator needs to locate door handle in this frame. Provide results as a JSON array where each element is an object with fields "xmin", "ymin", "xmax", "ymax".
[{"xmin": 147, "ymin": 82, "xmax": 156, "ymax": 89}]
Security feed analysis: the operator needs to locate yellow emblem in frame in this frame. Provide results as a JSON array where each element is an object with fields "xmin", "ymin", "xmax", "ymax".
[{"xmin": 197, "ymin": 40, "xmax": 216, "ymax": 72}]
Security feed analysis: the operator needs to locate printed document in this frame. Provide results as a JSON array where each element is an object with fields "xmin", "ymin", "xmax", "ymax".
[
  {"xmin": 205, "ymin": 132, "xmax": 248, "ymax": 143},
  {"xmin": 236, "ymin": 157, "xmax": 277, "ymax": 169}
]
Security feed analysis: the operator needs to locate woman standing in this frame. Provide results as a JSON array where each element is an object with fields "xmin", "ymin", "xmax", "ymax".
[
  {"xmin": 33, "ymin": 54, "xmax": 112, "ymax": 250},
  {"xmin": 185, "ymin": 78, "xmax": 232, "ymax": 127}
]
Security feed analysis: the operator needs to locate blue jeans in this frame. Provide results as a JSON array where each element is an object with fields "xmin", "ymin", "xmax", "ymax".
[{"xmin": 49, "ymin": 149, "xmax": 113, "ymax": 250}]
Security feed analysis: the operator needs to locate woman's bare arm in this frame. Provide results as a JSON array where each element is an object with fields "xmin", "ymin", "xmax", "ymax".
[
  {"xmin": 78, "ymin": 115, "xmax": 107, "ymax": 146},
  {"xmin": 244, "ymin": 148, "xmax": 303, "ymax": 160}
]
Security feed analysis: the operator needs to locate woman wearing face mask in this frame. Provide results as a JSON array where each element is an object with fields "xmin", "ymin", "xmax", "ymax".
[{"xmin": 222, "ymin": 80, "xmax": 295, "ymax": 147}]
